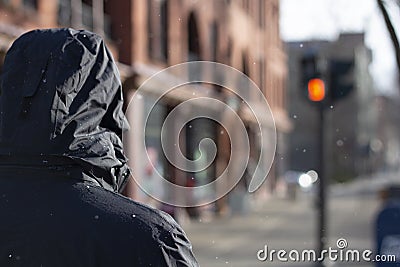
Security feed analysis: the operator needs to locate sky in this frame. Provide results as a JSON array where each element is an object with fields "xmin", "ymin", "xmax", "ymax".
[{"xmin": 280, "ymin": 0, "xmax": 400, "ymax": 95}]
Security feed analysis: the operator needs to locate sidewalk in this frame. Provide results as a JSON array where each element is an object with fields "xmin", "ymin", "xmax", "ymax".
[
  {"xmin": 181, "ymin": 192, "xmax": 315, "ymax": 266},
  {"xmin": 181, "ymin": 188, "xmax": 379, "ymax": 267}
]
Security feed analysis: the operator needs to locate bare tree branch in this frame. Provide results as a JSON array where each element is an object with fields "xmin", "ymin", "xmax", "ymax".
[{"xmin": 377, "ymin": 0, "xmax": 400, "ymax": 83}]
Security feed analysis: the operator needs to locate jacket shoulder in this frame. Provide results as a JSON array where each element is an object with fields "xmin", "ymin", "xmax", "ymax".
[{"xmin": 77, "ymin": 184, "xmax": 199, "ymax": 267}]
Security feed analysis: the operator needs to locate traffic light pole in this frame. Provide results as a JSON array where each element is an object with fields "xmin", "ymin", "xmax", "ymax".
[
  {"xmin": 316, "ymin": 104, "xmax": 326, "ymax": 267},
  {"xmin": 300, "ymin": 51, "xmax": 354, "ymax": 267}
]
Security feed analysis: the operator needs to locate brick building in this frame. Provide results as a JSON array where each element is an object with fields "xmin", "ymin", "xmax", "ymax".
[{"xmin": 0, "ymin": 0, "xmax": 290, "ymax": 215}]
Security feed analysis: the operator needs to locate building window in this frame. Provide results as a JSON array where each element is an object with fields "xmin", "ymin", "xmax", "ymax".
[
  {"xmin": 23, "ymin": 0, "xmax": 37, "ymax": 9},
  {"xmin": 160, "ymin": 0, "xmax": 168, "ymax": 61},
  {"xmin": 282, "ymin": 78, "xmax": 286, "ymax": 108},
  {"xmin": 147, "ymin": 0, "xmax": 169, "ymax": 63},
  {"xmin": 272, "ymin": 3, "xmax": 279, "ymax": 44},
  {"xmin": 242, "ymin": 53, "xmax": 249, "ymax": 76},
  {"xmin": 242, "ymin": 0, "xmax": 249, "ymax": 13},
  {"xmin": 58, "ymin": 0, "xmax": 72, "ymax": 26},
  {"xmin": 264, "ymin": 63, "xmax": 268, "ymax": 96},
  {"xmin": 82, "ymin": 0, "xmax": 93, "ymax": 31},
  {"xmin": 240, "ymin": 53, "xmax": 250, "ymax": 99},
  {"xmin": 226, "ymin": 38, "xmax": 232, "ymax": 63},
  {"xmin": 210, "ymin": 21, "xmax": 219, "ymax": 61},
  {"xmin": 103, "ymin": 7, "xmax": 112, "ymax": 38},
  {"xmin": 0, "ymin": 0, "xmax": 10, "ymax": 6},
  {"xmin": 259, "ymin": 59, "xmax": 265, "ymax": 96},
  {"xmin": 188, "ymin": 12, "xmax": 201, "ymax": 61},
  {"xmin": 188, "ymin": 12, "xmax": 201, "ymax": 81},
  {"xmin": 258, "ymin": 0, "xmax": 265, "ymax": 28},
  {"xmin": 210, "ymin": 22, "xmax": 222, "ymax": 92},
  {"xmin": 58, "ymin": 0, "xmax": 111, "ymax": 39}
]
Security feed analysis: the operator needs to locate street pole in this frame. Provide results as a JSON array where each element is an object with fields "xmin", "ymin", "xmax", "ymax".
[{"xmin": 316, "ymin": 103, "xmax": 326, "ymax": 267}]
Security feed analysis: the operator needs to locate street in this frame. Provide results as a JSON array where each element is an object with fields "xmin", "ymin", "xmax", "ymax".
[{"xmin": 181, "ymin": 172, "xmax": 399, "ymax": 267}]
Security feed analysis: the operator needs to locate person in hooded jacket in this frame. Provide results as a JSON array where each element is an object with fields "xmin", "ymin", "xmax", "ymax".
[{"xmin": 0, "ymin": 28, "xmax": 199, "ymax": 267}]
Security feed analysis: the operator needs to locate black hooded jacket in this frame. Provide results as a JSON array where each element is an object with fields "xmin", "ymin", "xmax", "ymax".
[{"xmin": 0, "ymin": 28, "xmax": 198, "ymax": 267}]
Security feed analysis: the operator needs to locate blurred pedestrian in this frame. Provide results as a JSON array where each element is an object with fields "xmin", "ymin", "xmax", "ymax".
[{"xmin": 0, "ymin": 28, "xmax": 198, "ymax": 267}]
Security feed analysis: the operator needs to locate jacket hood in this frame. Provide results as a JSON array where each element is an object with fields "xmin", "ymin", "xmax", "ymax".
[{"xmin": 0, "ymin": 28, "xmax": 130, "ymax": 192}]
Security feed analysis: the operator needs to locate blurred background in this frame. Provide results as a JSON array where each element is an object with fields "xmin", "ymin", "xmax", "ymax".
[{"xmin": 0, "ymin": 0, "xmax": 400, "ymax": 266}]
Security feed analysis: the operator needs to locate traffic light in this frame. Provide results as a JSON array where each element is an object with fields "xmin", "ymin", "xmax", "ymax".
[
  {"xmin": 329, "ymin": 59, "xmax": 354, "ymax": 101},
  {"xmin": 300, "ymin": 53, "xmax": 318, "ymax": 85},
  {"xmin": 308, "ymin": 78, "xmax": 325, "ymax": 102},
  {"xmin": 300, "ymin": 53, "xmax": 354, "ymax": 105},
  {"xmin": 300, "ymin": 53, "xmax": 326, "ymax": 103}
]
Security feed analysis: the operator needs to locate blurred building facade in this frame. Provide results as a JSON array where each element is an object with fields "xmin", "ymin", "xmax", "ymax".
[
  {"xmin": 0, "ymin": 0, "xmax": 290, "ymax": 215},
  {"xmin": 286, "ymin": 33, "xmax": 378, "ymax": 182},
  {"xmin": 374, "ymin": 95, "xmax": 400, "ymax": 172}
]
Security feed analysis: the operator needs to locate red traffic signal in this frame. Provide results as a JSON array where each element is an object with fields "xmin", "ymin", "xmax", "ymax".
[{"xmin": 307, "ymin": 78, "xmax": 325, "ymax": 102}]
